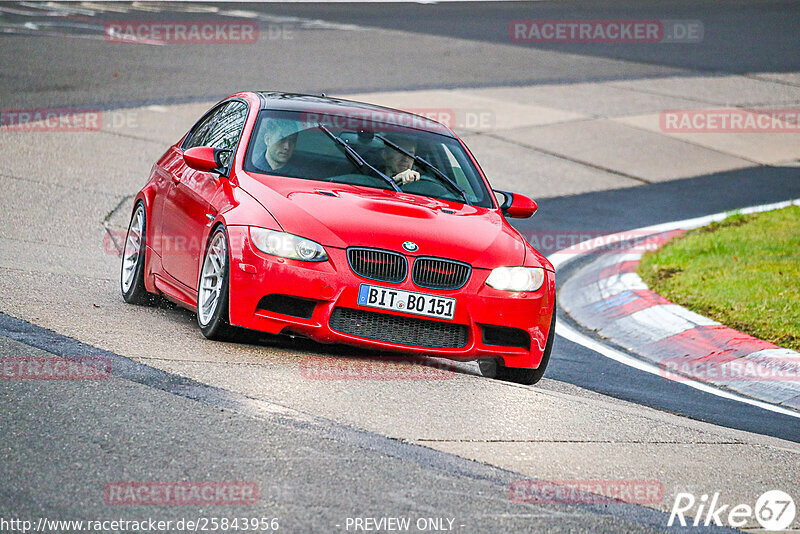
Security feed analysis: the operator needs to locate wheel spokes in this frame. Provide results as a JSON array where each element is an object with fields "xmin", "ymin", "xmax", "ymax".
[
  {"xmin": 121, "ymin": 206, "xmax": 145, "ymax": 293},
  {"xmin": 197, "ymin": 232, "xmax": 227, "ymax": 326}
]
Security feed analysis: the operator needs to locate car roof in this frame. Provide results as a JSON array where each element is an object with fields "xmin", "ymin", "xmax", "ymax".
[{"xmin": 254, "ymin": 91, "xmax": 455, "ymax": 137}]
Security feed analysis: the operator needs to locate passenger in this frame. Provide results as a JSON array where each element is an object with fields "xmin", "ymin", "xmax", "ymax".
[{"xmin": 381, "ymin": 134, "xmax": 421, "ymax": 185}]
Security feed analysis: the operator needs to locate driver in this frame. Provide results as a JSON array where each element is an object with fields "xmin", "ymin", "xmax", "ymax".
[
  {"xmin": 381, "ymin": 134, "xmax": 421, "ymax": 185},
  {"xmin": 263, "ymin": 119, "xmax": 301, "ymax": 173}
]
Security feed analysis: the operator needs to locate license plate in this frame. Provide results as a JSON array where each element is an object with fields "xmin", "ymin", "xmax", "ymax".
[{"xmin": 357, "ymin": 284, "xmax": 456, "ymax": 320}]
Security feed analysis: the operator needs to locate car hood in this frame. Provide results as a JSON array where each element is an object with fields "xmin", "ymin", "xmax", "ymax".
[{"xmin": 241, "ymin": 175, "xmax": 537, "ymax": 269}]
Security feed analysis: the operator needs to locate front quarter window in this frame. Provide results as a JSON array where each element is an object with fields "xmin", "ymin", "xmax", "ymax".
[{"xmin": 183, "ymin": 100, "xmax": 249, "ymax": 169}]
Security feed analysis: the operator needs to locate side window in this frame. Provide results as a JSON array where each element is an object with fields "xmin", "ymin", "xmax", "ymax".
[
  {"xmin": 183, "ymin": 104, "xmax": 226, "ymax": 150},
  {"xmin": 441, "ymin": 145, "xmax": 469, "ymax": 189},
  {"xmin": 183, "ymin": 101, "xmax": 249, "ymax": 167}
]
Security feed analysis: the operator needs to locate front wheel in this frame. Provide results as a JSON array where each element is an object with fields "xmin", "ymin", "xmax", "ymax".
[
  {"xmin": 197, "ymin": 226, "xmax": 237, "ymax": 340},
  {"xmin": 120, "ymin": 201, "xmax": 151, "ymax": 305},
  {"xmin": 479, "ymin": 304, "xmax": 556, "ymax": 385}
]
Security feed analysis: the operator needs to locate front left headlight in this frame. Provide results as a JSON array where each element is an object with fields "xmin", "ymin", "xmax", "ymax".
[
  {"xmin": 249, "ymin": 227, "xmax": 328, "ymax": 262},
  {"xmin": 486, "ymin": 266, "xmax": 545, "ymax": 292}
]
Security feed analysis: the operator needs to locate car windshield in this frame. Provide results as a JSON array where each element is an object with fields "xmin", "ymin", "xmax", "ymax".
[{"xmin": 243, "ymin": 109, "xmax": 493, "ymax": 207}]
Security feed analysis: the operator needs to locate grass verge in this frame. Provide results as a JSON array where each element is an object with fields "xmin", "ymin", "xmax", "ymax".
[{"xmin": 637, "ymin": 205, "xmax": 800, "ymax": 351}]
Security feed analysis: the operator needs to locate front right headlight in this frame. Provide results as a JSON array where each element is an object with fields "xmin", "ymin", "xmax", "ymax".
[
  {"xmin": 249, "ymin": 227, "xmax": 328, "ymax": 262},
  {"xmin": 485, "ymin": 267, "xmax": 545, "ymax": 292}
]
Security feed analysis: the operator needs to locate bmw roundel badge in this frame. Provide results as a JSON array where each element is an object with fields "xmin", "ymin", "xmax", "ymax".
[{"xmin": 402, "ymin": 241, "xmax": 418, "ymax": 252}]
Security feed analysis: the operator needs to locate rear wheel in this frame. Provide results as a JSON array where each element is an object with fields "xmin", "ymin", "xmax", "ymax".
[
  {"xmin": 120, "ymin": 201, "xmax": 151, "ymax": 305},
  {"xmin": 479, "ymin": 304, "xmax": 557, "ymax": 385},
  {"xmin": 197, "ymin": 226, "xmax": 237, "ymax": 340}
]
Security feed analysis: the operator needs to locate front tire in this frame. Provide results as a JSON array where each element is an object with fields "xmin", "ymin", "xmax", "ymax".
[
  {"xmin": 479, "ymin": 303, "xmax": 557, "ymax": 385},
  {"xmin": 197, "ymin": 226, "xmax": 237, "ymax": 340},
  {"xmin": 120, "ymin": 201, "xmax": 151, "ymax": 305}
]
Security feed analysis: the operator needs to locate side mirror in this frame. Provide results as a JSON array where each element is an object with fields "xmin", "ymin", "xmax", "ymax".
[
  {"xmin": 494, "ymin": 190, "xmax": 537, "ymax": 218},
  {"xmin": 183, "ymin": 147, "xmax": 231, "ymax": 174}
]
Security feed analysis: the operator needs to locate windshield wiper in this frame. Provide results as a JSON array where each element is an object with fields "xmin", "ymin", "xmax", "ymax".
[
  {"xmin": 316, "ymin": 124, "xmax": 401, "ymax": 192},
  {"xmin": 376, "ymin": 134, "xmax": 471, "ymax": 205}
]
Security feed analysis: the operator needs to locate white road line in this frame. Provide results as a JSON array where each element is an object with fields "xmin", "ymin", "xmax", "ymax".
[
  {"xmin": 555, "ymin": 321, "xmax": 800, "ymax": 419},
  {"xmin": 0, "ymin": 1, "xmax": 366, "ymax": 43},
  {"xmin": 0, "ymin": 5, "xmax": 68, "ymax": 16},
  {"xmin": 0, "ymin": 26, "xmax": 108, "ymax": 40}
]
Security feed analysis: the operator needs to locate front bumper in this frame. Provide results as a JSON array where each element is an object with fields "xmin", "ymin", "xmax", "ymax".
[{"xmin": 226, "ymin": 226, "xmax": 555, "ymax": 369}]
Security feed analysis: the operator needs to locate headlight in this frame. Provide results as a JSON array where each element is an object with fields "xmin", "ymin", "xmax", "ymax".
[
  {"xmin": 485, "ymin": 267, "xmax": 545, "ymax": 292},
  {"xmin": 249, "ymin": 227, "xmax": 327, "ymax": 262}
]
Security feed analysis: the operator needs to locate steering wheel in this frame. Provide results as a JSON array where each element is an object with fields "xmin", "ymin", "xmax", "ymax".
[
  {"xmin": 328, "ymin": 173, "xmax": 393, "ymax": 190},
  {"xmin": 400, "ymin": 175, "xmax": 452, "ymax": 198}
]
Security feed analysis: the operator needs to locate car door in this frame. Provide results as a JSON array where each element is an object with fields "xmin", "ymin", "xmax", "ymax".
[{"xmin": 160, "ymin": 100, "xmax": 248, "ymax": 290}]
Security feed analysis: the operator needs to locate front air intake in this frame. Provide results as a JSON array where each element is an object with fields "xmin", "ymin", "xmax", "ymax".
[
  {"xmin": 412, "ymin": 257, "xmax": 471, "ymax": 290},
  {"xmin": 330, "ymin": 308, "xmax": 469, "ymax": 349},
  {"xmin": 347, "ymin": 248, "xmax": 407, "ymax": 283}
]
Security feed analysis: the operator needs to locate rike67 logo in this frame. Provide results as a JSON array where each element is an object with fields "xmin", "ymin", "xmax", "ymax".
[{"xmin": 669, "ymin": 490, "xmax": 796, "ymax": 531}]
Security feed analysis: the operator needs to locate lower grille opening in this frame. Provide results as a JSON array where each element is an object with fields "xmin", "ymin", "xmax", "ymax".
[
  {"xmin": 330, "ymin": 307, "xmax": 468, "ymax": 349},
  {"xmin": 257, "ymin": 295, "xmax": 316, "ymax": 319},
  {"xmin": 481, "ymin": 325, "xmax": 530, "ymax": 349}
]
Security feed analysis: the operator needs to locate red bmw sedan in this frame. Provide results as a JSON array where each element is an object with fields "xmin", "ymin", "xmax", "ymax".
[{"xmin": 121, "ymin": 92, "xmax": 555, "ymax": 384}]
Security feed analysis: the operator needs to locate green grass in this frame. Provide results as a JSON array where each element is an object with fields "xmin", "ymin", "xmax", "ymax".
[{"xmin": 637, "ymin": 205, "xmax": 800, "ymax": 351}]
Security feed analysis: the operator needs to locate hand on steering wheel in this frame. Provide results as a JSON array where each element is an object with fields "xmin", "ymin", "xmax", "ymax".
[{"xmin": 393, "ymin": 169, "xmax": 420, "ymax": 184}]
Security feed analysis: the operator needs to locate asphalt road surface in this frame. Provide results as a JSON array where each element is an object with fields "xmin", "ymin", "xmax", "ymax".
[
  {"xmin": 1, "ymin": 2, "xmax": 799, "ymax": 532},
  {"xmin": 2, "ymin": 1, "xmax": 799, "ymax": 109}
]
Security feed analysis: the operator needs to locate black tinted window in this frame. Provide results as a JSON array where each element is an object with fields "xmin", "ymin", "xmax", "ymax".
[{"xmin": 184, "ymin": 101, "xmax": 248, "ymax": 166}]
